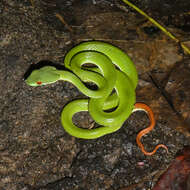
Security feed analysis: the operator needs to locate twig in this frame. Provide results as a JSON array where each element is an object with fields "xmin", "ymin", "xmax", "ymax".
[
  {"xmin": 89, "ymin": 121, "xmax": 96, "ymax": 129},
  {"xmin": 121, "ymin": 0, "xmax": 190, "ymax": 55},
  {"xmin": 55, "ymin": 13, "xmax": 73, "ymax": 33},
  {"xmin": 30, "ymin": 0, "xmax": 34, "ymax": 7}
]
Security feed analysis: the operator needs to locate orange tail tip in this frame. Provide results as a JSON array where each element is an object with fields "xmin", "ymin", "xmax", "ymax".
[{"xmin": 134, "ymin": 103, "xmax": 168, "ymax": 156}]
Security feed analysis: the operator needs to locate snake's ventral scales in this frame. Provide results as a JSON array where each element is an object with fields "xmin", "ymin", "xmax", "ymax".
[{"xmin": 25, "ymin": 41, "xmax": 168, "ymax": 156}]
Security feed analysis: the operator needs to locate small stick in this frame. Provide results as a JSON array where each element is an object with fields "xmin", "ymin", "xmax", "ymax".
[
  {"xmin": 30, "ymin": 0, "xmax": 34, "ymax": 7},
  {"xmin": 55, "ymin": 13, "xmax": 73, "ymax": 33},
  {"xmin": 121, "ymin": 0, "xmax": 190, "ymax": 55}
]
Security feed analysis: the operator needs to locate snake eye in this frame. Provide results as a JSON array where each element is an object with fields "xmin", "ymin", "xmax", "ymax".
[{"xmin": 36, "ymin": 81, "xmax": 42, "ymax": 85}]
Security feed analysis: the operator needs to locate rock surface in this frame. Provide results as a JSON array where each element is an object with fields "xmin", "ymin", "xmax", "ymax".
[{"xmin": 0, "ymin": 0, "xmax": 190, "ymax": 189}]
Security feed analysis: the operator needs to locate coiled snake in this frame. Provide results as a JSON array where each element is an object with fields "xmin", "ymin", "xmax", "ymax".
[{"xmin": 25, "ymin": 41, "xmax": 168, "ymax": 156}]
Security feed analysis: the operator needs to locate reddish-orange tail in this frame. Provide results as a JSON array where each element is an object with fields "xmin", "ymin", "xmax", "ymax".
[{"xmin": 134, "ymin": 103, "xmax": 168, "ymax": 156}]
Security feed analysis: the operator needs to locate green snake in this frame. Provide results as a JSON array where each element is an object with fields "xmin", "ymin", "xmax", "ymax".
[
  {"xmin": 25, "ymin": 41, "xmax": 169, "ymax": 156},
  {"xmin": 26, "ymin": 41, "xmax": 138, "ymax": 139}
]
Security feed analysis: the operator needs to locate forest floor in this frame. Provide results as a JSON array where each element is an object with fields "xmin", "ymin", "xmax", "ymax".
[{"xmin": 0, "ymin": 0, "xmax": 190, "ymax": 189}]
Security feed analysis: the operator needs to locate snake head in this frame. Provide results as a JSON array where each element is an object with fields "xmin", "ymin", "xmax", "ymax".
[{"xmin": 25, "ymin": 66, "xmax": 60, "ymax": 86}]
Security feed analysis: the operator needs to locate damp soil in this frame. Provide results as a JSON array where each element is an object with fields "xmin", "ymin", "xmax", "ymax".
[{"xmin": 0, "ymin": 0, "xmax": 190, "ymax": 190}]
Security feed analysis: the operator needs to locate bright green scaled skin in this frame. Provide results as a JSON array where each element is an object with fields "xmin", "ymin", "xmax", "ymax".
[{"xmin": 26, "ymin": 41, "xmax": 138, "ymax": 139}]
